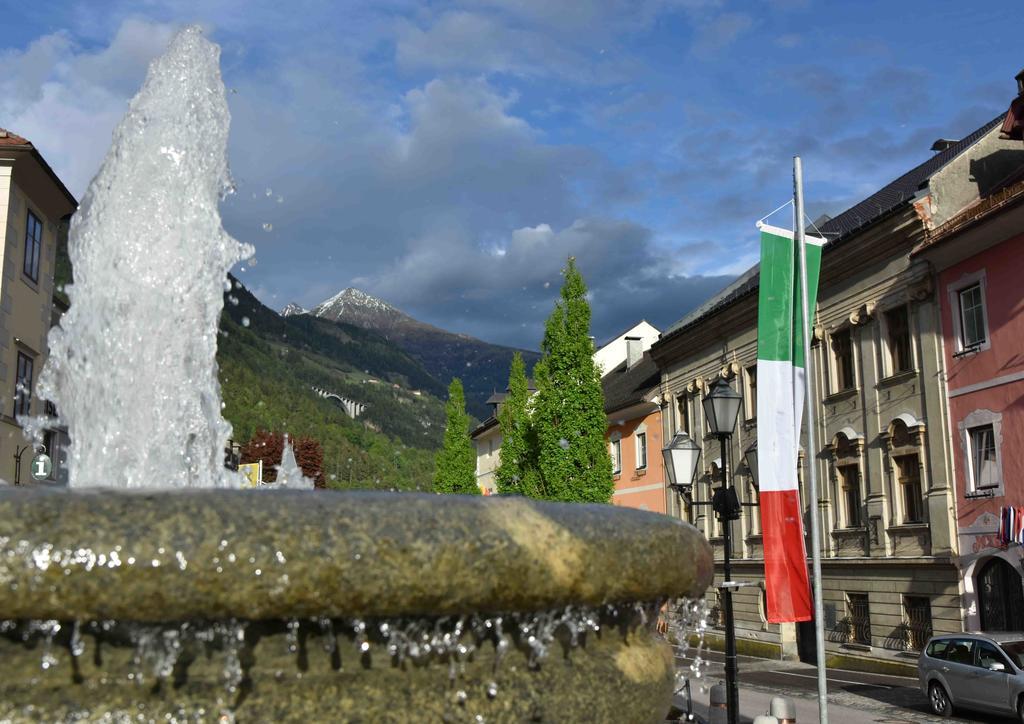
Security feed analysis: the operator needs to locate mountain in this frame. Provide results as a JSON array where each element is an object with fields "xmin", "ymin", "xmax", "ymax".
[
  {"xmin": 309, "ymin": 288, "xmax": 540, "ymax": 419},
  {"xmin": 221, "ymin": 276, "xmax": 448, "ymax": 455},
  {"xmin": 280, "ymin": 302, "xmax": 307, "ymax": 317}
]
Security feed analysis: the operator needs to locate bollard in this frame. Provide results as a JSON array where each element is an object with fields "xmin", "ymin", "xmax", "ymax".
[
  {"xmin": 769, "ymin": 696, "xmax": 796, "ymax": 724},
  {"xmin": 708, "ymin": 683, "xmax": 728, "ymax": 724},
  {"xmin": 752, "ymin": 717, "xmax": 779, "ymax": 724}
]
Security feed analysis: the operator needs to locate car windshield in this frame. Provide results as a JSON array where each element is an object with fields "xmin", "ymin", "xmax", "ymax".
[{"xmin": 999, "ymin": 641, "xmax": 1024, "ymax": 668}]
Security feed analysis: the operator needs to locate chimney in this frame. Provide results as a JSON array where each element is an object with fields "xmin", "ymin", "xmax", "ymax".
[
  {"xmin": 625, "ymin": 336, "xmax": 642, "ymax": 369},
  {"xmin": 930, "ymin": 138, "xmax": 959, "ymax": 153},
  {"xmin": 1017, "ymin": 68, "xmax": 1024, "ymax": 96}
]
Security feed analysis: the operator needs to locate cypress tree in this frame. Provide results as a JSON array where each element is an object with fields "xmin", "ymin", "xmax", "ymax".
[
  {"xmin": 531, "ymin": 257, "xmax": 613, "ymax": 503},
  {"xmin": 433, "ymin": 378, "xmax": 480, "ymax": 495},
  {"xmin": 495, "ymin": 352, "xmax": 541, "ymax": 496}
]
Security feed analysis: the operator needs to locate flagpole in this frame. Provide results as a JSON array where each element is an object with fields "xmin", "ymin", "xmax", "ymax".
[{"xmin": 794, "ymin": 156, "xmax": 829, "ymax": 724}]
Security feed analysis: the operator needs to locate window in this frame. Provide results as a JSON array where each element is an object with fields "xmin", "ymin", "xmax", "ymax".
[
  {"xmin": 903, "ymin": 596, "xmax": 932, "ymax": 651},
  {"xmin": 831, "ymin": 328, "xmax": 855, "ymax": 391},
  {"xmin": 847, "ymin": 593, "xmax": 871, "ymax": 645},
  {"xmin": 967, "ymin": 424, "xmax": 999, "ymax": 490},
  {"xmin": 676, "ymin": 393, "xmax": 689, "ymax": 435},
  {"xmin": 635, "ymin": 432, "xmax": 647, "ymax": 469},
  {"xmin": 744, "ymin": 365, "xmax": 757, "ymax": 420},
  {"xmin": 944, "ymin": 639, "xmax": 975, "ymax": 665},
  {"xmin": 976, "ymin": 640, "xmax": 1011, "ymax": 670},
  {"xmin": 884, "ymin": 306, "xmax": 912, "ymax": 374},
  {"xmin": 14, "ymin": 352, "xmax": 34, "ymax": 418},
  {"xmin": 610, "ymin": 439, "xmax": 621, "ymax": 474},
  {"xmin": 839, "ymin": 464, "xmax": 861, "ymax": 528},
  {"xmin": 23, "ymin": 210, "xmax": 43, "ymax": 283},
  {"xmin": 957, "ymin": 283, "xmax": 987, "ymax": 350},
  {"xmin": 895, "ymin": 454, "xmax": 924, "ymax": 523}
]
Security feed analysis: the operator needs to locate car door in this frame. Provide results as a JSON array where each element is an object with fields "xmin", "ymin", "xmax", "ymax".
[
  {"xmin": 940, "ymin": 638, "xmax": 977, "ymax": 705},
  {"xmin": 963, "ymin": 640, "xmax": 1013, "ymax": 714}
]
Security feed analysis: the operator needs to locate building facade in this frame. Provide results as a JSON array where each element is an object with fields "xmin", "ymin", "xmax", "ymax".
[
  {"xmin": 913, "ymin": 168, "xmax": 1024, "ymax": 632},
  {"xmin": 0, "ymin": 129, "xmax": 76, "ymax": 485},
  {"xmin": 650, "ymin": 118, "xmax": 1017, "ymax": 669},
  {"xmin": 603, "ymin": 351, "xmax": 666, "ymax": 513}
]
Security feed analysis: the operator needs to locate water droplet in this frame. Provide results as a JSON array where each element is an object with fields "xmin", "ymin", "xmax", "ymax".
[
  {"xmin": 486, "ymin": 681, "xmax": 498, "ymax": 699},
  {"xmin": 241, "ymin": 317, "xmax": 250, "ymax": 327},
  {"xmin": 262, "ymin": 222, "xmax": 273, "ymax": 232}
]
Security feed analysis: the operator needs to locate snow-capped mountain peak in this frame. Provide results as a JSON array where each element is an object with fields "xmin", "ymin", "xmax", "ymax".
[
  {"xmin": 312, "ymin": 288, "xmax": 401, "ymax": 320},
  {"xmin": 280, "ymin": 302, "xmax": 308, "ymax": 317}
]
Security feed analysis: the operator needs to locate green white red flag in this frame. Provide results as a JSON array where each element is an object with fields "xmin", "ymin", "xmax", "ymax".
[{"xmin": 756, "ymin": 223, "xmax": 824, "ymax": 623}]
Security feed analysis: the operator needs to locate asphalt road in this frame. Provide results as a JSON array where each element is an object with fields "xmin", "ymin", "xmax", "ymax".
[{"xmin": 673, "ymin": 649, "xmax": 1015, "ymax": 723}]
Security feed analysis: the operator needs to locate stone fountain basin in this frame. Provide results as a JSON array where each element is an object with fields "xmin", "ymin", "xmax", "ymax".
[{"xmin": 0, "ymin": 488, "xmax": 712, "ymax": 722}]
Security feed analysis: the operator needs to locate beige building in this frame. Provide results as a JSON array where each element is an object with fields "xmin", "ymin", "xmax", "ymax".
[
  {"xmin": 650, "ymin": 116, "xmax": 1015, "ymax": 671},
  {"xmin": 0, "ymin": 129, "xmax": 76, "ymax": 484}
]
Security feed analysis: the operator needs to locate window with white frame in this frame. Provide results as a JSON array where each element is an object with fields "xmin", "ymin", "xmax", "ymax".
[
  {"xmin": 948, "ymin": 272, "xmax": 990, "ymax": 354},
  {"xmin": 610, "ymin": 438, "xmax": 621, "ymax": 475},
  {"xmin": 968, "ymin": 424, "xmax": 999, "ymax": 489},
  {"xmin": 958, "ymin": 283, "xmax": 987, "ymax": 350},
  {"xmin": 961, "ymin": 409, "xmax": 1004, "ymax": 495},
  {"xmin": 635, "ymin": 432, "xmax": 647, "ymax": 469}
]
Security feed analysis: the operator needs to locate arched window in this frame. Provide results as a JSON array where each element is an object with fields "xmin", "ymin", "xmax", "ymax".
[
  {"xmin": 884, "ymin": 416, "xmax": 926, "ymax": 525},
  {"xmin": 829, "ymin": 428, "xmax": 864, "ymax": 529}
]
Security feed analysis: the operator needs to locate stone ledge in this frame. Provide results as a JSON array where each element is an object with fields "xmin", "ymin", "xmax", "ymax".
[{"xmin": 0, "ymin": 488, "xmax": 713, "ymax": 622}]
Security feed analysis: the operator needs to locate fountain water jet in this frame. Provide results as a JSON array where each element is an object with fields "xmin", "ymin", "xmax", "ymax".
[
  {"xmin": 36, "ymin": 25, "xmax": 250, "ymax": 489},
  {"xmin": 1, "ymin": 25, "xmax": 713, "ymax": 722}
]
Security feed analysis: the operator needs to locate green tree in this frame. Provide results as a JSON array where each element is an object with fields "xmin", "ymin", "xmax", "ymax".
[
  {"xmin": 433, "ymin": 378, "xmax": 480, "ymax": 494},
  {"xmin": 531, "ymin": 258, "xmax": 613, "ymax": 503},
  {"xmin": 495, "ymin": 352, "xmax": 541, "ymax": 496}
]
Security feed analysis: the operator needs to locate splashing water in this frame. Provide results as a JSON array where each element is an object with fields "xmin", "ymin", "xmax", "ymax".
[{"xmin": 36, "ymin": 26, "xmax": 252, "ymax": 488}]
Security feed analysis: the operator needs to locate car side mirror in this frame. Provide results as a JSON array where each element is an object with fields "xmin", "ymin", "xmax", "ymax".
[{"xmin": 988, "ymin": 662, "xmax": 1006, "ymax": 672}]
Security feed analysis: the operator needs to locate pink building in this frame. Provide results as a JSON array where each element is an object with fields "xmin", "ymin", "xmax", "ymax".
[
  {"xmin": 914, "ymin": 172, "xmax": 1024, "ymax": 631},
  {"xmin": 603, "ymin": 349, "xmax": 667, "ymax": 513}
]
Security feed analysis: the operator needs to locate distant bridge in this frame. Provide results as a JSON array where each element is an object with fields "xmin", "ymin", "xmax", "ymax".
[{"xmin": 311, "ymin": 386, "xmax": 367, "ymax": 419}]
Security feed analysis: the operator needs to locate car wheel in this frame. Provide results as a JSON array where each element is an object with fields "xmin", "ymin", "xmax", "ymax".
[
  {"xmin": 929, "ymin": 682, "xmax": 953, "ymax": 717},
  {"xmin": 1017, "ymin": 695, "xmax": 1024, "ymax": 723}
]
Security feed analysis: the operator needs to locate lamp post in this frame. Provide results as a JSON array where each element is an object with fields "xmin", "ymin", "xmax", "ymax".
[{"xmin": 702, "ymin": 377, "xmax": 743, "ymax": 724}]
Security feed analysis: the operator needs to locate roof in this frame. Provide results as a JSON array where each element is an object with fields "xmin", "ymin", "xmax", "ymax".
[
  {"xmin": 470, "ymin": 415, "xmax": 499, "ymax": 439},
  {"xmin": 0, "ymin": 129, "xmax": 31, "ymax": 147},
  {"xmin": 602, "ymin": 352, "xmax": 660, "ymax": 414},
  {"xmin": 0, "ymin": 127, "xmax": 78, "ymax": 210},
  {"xmin": 658, "ymin": 114, "xmax": 1004, "ymax": 344}
]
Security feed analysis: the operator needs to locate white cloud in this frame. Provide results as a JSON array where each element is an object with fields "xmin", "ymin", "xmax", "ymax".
[{"xmin": 0, "ymin": 18, "xmax": 177, "ymax": 196}]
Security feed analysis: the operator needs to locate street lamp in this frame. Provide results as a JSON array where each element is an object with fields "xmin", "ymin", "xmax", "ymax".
[
  {"xmin": 662, "ymin": 429, "xmax": 702, "ymax": 499},
  {"xmin": 744, "ymin": 440, "xmax": 758, "ymax": 491},
  {"xmin": 704, "ymin": 376, "xmax": 742, "ymax": 724}
]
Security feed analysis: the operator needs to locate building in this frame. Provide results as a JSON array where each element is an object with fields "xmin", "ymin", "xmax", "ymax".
[
  {"xmin": 650, "ymin": 115, "xmax": 1019, "ymax": 670},
  {"xmin": 910, "ymin": 77, "xmax": 1024, "ymax": 632},
  {"xmin": 593, "ymin": 320, "xmax": 660, "ymax": 376},
  {"xmin": 0, "ymin": 129, "xmax": 76, "ymax": 485},
  {"xmin": 470, "ymin": 393, "xmax": 505, "ymax": 495},
  {"xmin": 603, "ymin": 345, "xmax": 665, "ymax": 513}
]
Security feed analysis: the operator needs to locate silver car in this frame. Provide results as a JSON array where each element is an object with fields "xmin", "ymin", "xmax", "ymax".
[{"xmin": 919, "ymin": 632, "xmax": 1024, "ymax": 720}]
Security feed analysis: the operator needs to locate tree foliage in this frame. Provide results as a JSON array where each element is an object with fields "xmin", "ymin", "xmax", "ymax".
[
  {"xmin": 239, "ymin": 429, "xmax": 326, "ymax": 487},
  {"xmin": 433, "ymin": 378, "xmax": 479, "ymax": 494},
  {"xmin": 495, "ymin": 352, "xmax": 541, "ymax": 496},
  {"xmin": 529, "ymin": 258, "xmax": 613, "ymax": 503}
]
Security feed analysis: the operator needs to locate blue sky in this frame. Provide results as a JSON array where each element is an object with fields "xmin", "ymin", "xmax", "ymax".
[{"xmin": 2, "ymin": 1, "xmax": 1021, "ymax": 348}]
